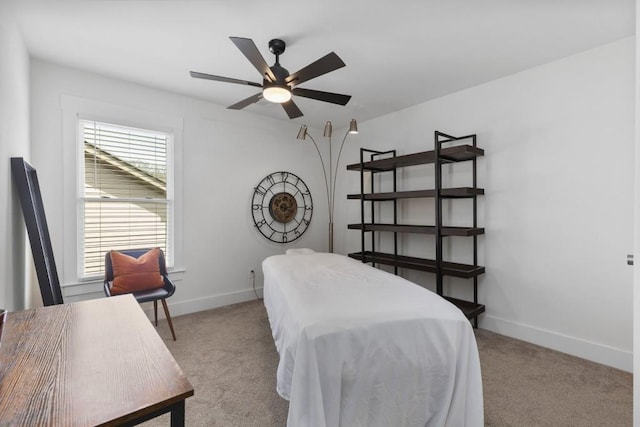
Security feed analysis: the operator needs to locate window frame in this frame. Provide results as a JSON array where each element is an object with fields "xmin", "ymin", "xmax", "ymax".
[{"xmin": 77, "ymin": 119, "xmax": 175, "ymax": 279}]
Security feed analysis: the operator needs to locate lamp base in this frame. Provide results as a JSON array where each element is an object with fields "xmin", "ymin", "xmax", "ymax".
[{"xmin": 329, "ymin": 222, "xmax": 334, "ymax": 254}]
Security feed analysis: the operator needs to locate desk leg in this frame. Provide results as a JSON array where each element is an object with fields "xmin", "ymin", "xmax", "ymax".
[{"xmin": 170, "ymin": 400, "xmax": 186, "ymax": 427}]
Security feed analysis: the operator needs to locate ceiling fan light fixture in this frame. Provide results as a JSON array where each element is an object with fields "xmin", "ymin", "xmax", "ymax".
[{"xmin": 263, "ymin": 85, "xmax": 292, "ymax": 103}]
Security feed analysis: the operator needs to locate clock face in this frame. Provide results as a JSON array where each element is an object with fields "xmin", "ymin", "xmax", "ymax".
[{"xmin": 251, "ymin": 171, "xmax": 313, "ymax": 243}]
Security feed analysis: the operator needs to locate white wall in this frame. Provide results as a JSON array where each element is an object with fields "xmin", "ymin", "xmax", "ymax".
[
  {"xmin": 0, "ymin": 5, "xmax": 31, "ymax": 311},
  {"xmin": 336, "ymin": 37, "xmax": 635, "ymax": 371},
  {"xmin": 29, "ymin": 59, "xmax": 328, "ymax": 314}
]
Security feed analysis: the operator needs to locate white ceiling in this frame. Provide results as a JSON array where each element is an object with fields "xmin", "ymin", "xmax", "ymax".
[{"xmin": 8, "ymin": 0, "xmax": 635, "ymax": 126}]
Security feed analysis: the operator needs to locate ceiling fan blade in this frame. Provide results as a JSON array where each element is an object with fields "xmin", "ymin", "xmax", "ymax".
[
  {"xmin": 286, "ymin": 52, "xmax": 346, "ymax": 86},
  {"xmin": 281, "ymin": 100, "xmax": 303, "ymax": 119},
  {"xmin": 292, "ymin": 88, "xmax": 351, "ymax": 106},
  {"xmin": 229, "ymin": 37, "xmax": 276, "ymax": 82},
  {"xmin": 228, "ymin": 93, "xmax": 263, "ymax": 110},
  {"xmin": 190, "ymin": 71, "xmax": 262, "ymax": 88}
]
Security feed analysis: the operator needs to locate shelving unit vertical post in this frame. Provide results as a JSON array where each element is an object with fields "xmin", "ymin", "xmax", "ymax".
[
  {"xmin": 434, "ymin": 131, "xmax": 483, "ymax": 326},
  {"xmin": 358, "ymin": 147, "xmax": 398, "ymax": 272}
]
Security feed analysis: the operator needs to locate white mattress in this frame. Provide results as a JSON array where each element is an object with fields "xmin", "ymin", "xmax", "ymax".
[{"xmin": 262, "ymin": 252, "xmax": 483, "ymax": 427}]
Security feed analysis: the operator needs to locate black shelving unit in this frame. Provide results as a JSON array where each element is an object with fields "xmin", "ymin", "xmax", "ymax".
[{"xmin": 346, "ymin": 131, "xmax": 485, "ymax": 324}]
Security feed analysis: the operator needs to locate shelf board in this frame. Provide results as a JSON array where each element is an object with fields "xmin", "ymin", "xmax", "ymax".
[
  {"xmin": 348, "ymin": 223, "xmax": 485, "ymax": 236},
  {"xmin": 346, "ymin": 145, "xmax": 484, "ymax": 172},
  {"xmin": 348, "ymin": 251, "xmax": 485, "ymax": 278},
  {"xmin": 442, "ymin": 296, "xmax": 485, "ymax": 320},
  {"xmin": 347, "ymin": 187, "xmax": 484, "ymax": 200}
]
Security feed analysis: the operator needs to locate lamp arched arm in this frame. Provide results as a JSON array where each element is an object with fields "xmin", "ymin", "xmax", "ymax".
[
  {"xmin": 331, "ymin": 129, "xmax": 352, "ymax": 220},
  {"xmin": 307, "ymin": 134, "xmax": 332, "ymax": 220}
]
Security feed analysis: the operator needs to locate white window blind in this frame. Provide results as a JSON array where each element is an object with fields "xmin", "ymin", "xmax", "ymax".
[{"xmin": 80, "ymin": 120, "xmax": 172, "ymax": 277}]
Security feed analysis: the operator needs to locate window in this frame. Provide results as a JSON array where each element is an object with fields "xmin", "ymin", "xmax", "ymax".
[{"xmin": 80, "ymin": 120, "xmax": 172, "ymax": 277}]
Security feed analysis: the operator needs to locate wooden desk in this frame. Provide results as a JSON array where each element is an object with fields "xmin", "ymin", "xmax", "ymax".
[{"xmin": 0, "ymin": 295, "xmax": 194, "ymax": 426}]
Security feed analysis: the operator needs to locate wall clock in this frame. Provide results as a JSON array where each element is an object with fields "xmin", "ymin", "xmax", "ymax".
[{"xmin": 251, "ymin": 171, "xmax": 313, "ymax": 243}]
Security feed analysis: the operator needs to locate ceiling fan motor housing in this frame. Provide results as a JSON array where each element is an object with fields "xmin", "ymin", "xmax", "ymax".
[{"xmin": 265, "ymin": 63, "xmax": 290, "ymax": 88}]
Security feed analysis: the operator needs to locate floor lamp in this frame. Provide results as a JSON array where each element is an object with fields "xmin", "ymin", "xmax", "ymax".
[{"xmin": 297, "ymin": 119, "xmax": 358, "ymax": 253}]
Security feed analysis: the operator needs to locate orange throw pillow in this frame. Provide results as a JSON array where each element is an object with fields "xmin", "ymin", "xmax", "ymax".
[{"xmin": 110, "ymin": 248, "xmax": 165, "ymax": 295}]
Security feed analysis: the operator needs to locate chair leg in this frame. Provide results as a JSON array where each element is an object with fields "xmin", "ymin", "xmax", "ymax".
[
  {"xmin": 161, "ymin": 299, "xmax": 176, "ymax": 341},
  {"xmin": 154, "ymin": 300, "xmax": 158, "ymax": 326}
]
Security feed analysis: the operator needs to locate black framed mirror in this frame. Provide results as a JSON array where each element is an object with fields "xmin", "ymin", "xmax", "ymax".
[{"xmin": 11, "ymin": 157, "xmax": 63, "ymax": 306}]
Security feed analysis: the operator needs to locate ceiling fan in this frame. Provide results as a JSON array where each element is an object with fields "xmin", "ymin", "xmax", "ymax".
[{"xmin": 190, "ymin": 37, "xmax": 351, "ymax": 119}]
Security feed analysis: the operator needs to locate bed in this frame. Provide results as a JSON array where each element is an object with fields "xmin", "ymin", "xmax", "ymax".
[{"xmin": 262, "ymin": 251, "xmax": 483, "ymax": 427}]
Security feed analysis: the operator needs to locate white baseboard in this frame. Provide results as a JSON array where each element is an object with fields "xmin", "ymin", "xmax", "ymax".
[
  {"xmin": 139, "ymin": 287, "xmax": 263, "ymax": 319},
  {"xmin": 480, "ymin": 314, "xmax": 632, "ymax": 372},
  {"xmin": 62, "ymin": 279, "xmax": 263, "ymax": 323}
]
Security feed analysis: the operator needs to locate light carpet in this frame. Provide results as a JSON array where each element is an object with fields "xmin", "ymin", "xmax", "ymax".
[{"xmin": 142, "ymin": 300, "xmax": 631, "ymax": 426}]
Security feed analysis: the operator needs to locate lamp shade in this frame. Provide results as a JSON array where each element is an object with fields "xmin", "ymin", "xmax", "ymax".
[
  {"xmin": 323, "ymin": 121, "xmax": 333, "ymax": 137},
  {"xmin": 349, "ymin": 119, "xmax": 358, "ymax": 134},
  {"xmin": 296, "ymin": 125, "xmax": 308, "ymax": 140}
]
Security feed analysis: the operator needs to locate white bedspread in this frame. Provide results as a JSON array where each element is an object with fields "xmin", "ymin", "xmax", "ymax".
[{"xmin": 262, "ymin": 252, "xmax": 483, "ymax": 427}]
